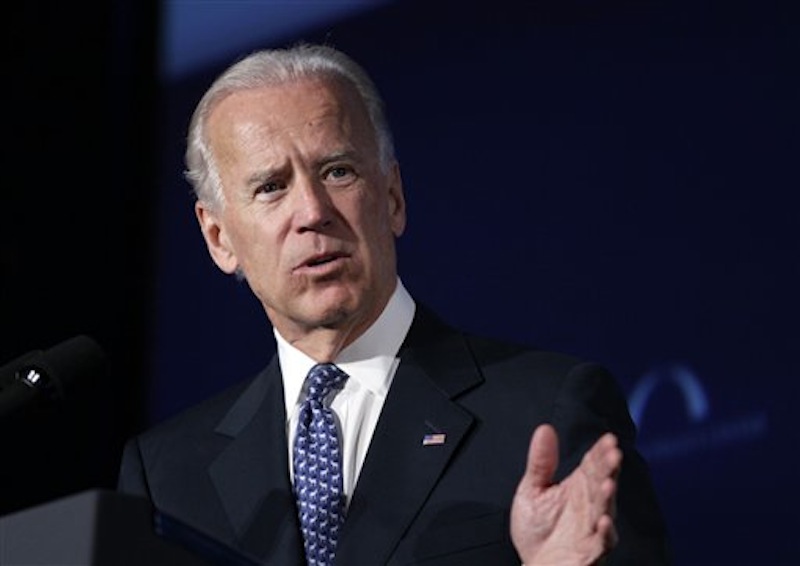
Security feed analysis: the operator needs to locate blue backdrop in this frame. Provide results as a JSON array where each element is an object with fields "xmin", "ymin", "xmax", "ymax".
[{"xmin": 148, "ymin": 1, "xmax": 798, "ymax": 563}]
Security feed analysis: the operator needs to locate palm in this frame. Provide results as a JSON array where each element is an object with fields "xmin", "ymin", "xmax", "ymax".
[{"xmin": 510, "ymin": 424, "xmax": 620, "ymax": 565}]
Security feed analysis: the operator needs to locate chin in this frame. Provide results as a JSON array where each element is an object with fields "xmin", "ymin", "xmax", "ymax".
[{"xmin": 304, "ymin": 287, "xmax": 360, "ymax": 326}]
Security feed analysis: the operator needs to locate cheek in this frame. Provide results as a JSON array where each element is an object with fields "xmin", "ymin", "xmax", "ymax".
[
  {"xmin": 228, "ymin": 217, "xmax": 283, "ymax": 272},
  {"xmin": 354, "ymin": 197, "xmax": 398, "ymax": 263},
  {"xmin": 358, "ymin": 190, "xmax": 394, "ymax": 233},
  {"xmin": 352, "ymin": 211, "xmax": 389, "ymax": 250}
]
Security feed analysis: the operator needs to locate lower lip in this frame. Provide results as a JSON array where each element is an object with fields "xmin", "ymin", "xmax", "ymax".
[{"xmin": 296, "ymin": 257, "xmax": 345, "ymax": 276}]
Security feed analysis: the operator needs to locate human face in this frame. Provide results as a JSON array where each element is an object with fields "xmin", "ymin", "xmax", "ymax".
[{"xmin": 196, "ymin": 77, "xmax": 406, "ymax": 352}]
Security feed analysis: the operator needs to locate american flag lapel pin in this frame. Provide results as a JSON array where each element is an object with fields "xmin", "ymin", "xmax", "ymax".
[{"xmin": 422, "ymin": 432, "xmax": 446, "ymax": 446}]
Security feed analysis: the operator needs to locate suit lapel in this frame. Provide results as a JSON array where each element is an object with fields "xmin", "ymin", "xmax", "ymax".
[
  {"xmin": 208, "ymin": 357, "xmax": 305, "ymax": 565},
  {"xmin": 336, "ymin": 307, "xmax": 482, "ymax": 565}
]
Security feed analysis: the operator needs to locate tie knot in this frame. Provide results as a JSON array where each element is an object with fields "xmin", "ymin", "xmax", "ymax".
[{"xmin": 305, "ymin": 363, "xmax": 348, "ymax": 402}]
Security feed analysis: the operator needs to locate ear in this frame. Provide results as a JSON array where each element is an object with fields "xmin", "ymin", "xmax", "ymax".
[
  {"xmin": 195, "ymin": 200, "xmax": 239, "ymax": 274},
  {"xmin": 387, "ymin": 162, "xmax": 407, "ymax": 237}
]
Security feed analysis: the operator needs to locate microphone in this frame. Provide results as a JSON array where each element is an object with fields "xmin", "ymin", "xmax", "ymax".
[{"xmin": 0, "ymin": 335, "xmax": 107, "ymax": 419}]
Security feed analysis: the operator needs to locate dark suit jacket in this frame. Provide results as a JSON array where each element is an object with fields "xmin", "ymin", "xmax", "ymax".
[{"xmin": 118, "ymin": 306, "xmax": 670, "ymax": 565}]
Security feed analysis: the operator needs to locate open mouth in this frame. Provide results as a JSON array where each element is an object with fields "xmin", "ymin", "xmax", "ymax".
[
  {"xmin": 307, "ymin": 255, "xmax": 338, "ymax": 267},
  {"xmin": 302, "ymin": 252, "xmax": 347, "ymax": 269}
]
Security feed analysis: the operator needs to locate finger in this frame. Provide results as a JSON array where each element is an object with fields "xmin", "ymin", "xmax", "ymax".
[
  {"xmin": 597, "ymin": 513, "xmax": 619, "ymax": 551},
  {"xmin": 602, "ymin": 438, "xmax": 622, "ymax": 479},
  {"xmin": 526, "ymin": 423, "xmax": 559, "ymax": 489},
  {"xmin": 579, "ymin": 513, "xmax": 617, "ymax": 564},
  {"xmin": 584, "ymin": 433, "xmax": 622, "ymax": 481},
  {"xmin": 580, "ymin": 436, "xmax": 621, "ymax": 526}
]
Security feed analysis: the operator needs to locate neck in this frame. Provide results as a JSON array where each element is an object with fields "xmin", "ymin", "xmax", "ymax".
[
  {"xmin": 285, "ymin": 325, "xmax": 363, "ymax": 362},
  {"xmin": 273, "ymin": 297, "xmax": 389, "ymax": 362},
  {"xmin": 270, "ymin": 280, "xmax": 399, "ymax": 362}
]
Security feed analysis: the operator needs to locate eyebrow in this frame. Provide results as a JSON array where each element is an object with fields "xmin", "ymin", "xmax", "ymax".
[
  {"xmin": 241, "ymin": 149, "xmax": 362, "ymax": 188},
  {"xmin": 245, "ymin": 169, "xmax": 279, "ymax": 187},
  {"xmin": 316, "ymin": 149, "xmax": 360, "ymax": 169},
  {"xmin": 244, "ymin": 163, "xmax": 290, "ymax": 189}
]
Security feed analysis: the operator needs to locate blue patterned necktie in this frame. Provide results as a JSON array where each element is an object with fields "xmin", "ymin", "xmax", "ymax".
[{"xmin": 293, "ymin": 363, "xmax": 349, "ymax": 566}]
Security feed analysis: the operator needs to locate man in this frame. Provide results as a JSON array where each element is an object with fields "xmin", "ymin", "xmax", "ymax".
[{"xmin": 118, "ymin": 43, "xmax": 669, "ymax": 565}]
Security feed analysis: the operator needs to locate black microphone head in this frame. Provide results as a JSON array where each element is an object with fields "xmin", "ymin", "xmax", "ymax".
[
  {"xmin": 33, "ymin": 335, "xmax": 107, "ymax": 399},
  {"xmin": 0, "ymin": 349, "xmax": 41, "ymax": 386},
  {"xmin": 0, "ymin": 335, "xmax": 107, "ymax": 419}
]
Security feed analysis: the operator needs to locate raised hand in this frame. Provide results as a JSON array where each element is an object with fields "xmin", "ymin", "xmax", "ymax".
[{"xmin": 510, "ymin": 424, "xmax": 622, "ymax": 565}]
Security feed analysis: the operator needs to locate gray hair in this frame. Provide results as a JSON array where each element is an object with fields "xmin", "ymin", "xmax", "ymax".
[{"xmin": 184, "ymin": 43, "xmax": 396, "ymax": 210}]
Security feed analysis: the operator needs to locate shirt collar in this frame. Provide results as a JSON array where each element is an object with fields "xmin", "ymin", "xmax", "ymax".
[{"xmin": 276, "ymin": 278, "xmax": 416, "ymax": 418}]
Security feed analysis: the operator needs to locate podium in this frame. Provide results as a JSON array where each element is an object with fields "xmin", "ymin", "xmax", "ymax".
[{"xmin": 0, "ymin": 489, "xmax": 251, "ymax": 565}]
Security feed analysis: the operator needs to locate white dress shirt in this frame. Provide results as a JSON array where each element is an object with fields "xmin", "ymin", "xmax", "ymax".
[{"xmin": 277, "ymin": 278, "xmax": 416, "ymax": 505}]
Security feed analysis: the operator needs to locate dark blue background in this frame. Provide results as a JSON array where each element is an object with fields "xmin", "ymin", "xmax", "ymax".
[
  {"xmin": 3, "ymin": 1, "xmax": 797, "ymax": 564},
  {"xmin": 151, "ymin": 2, "xmax": 798, "ymax": 563}
]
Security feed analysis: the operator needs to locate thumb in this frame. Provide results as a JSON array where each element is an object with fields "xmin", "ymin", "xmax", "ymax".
[{"xmin": 526, "ymin": 423, "xmax": 559, "ymax": 489}]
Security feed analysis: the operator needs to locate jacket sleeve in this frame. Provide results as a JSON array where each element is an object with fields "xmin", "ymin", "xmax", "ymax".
[{"xmin": 550, "ymin": 361, "xmax": 672, "ymax": 565}]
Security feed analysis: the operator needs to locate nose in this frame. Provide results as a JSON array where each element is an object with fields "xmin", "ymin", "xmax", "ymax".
[{"xmin": 295, "ymin": 176, "xmax": 333, "ymax": 231}]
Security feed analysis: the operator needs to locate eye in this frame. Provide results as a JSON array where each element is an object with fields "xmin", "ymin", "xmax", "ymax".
[
  {"xmin": 324, "ymin": 165, "xmax": 356, "ymax": 185},
  {"xmin": 255, "ymin": 179, "xmax": 287, "ymax": 197}
]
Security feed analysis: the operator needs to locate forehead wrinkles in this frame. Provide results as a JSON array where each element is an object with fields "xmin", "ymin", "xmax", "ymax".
[{"xmin": 208, "ymin": 83, "xmax": 362, "ymax": 171}]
